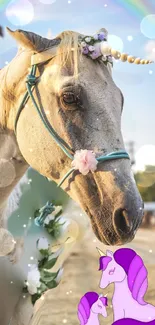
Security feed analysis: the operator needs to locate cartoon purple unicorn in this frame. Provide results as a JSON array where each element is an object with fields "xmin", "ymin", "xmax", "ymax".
[
  {"xmin": 97, "ymin": 248, "xmax": 155, "ymax": 324},
  {"xmin": 77, "ymin": 292, "xmax": 108, "ymax": 325}
]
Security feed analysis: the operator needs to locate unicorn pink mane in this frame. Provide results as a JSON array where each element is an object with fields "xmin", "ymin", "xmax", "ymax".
[
  {"xmin": 99, "ymin": 248, "xmax": 148, "ymax": 306},
  {"xmin": 77, "ymin": 292, "xmax": 108, "ymax": 325}
]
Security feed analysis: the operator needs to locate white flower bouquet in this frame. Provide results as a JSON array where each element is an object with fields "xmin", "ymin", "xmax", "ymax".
[{"xmin": 23, "ymin": 236, "xmax": 63, "ymax": 305}]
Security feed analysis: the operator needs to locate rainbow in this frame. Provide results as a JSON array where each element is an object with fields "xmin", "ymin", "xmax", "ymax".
[
  {"xmin": 0, "ymin": 0, "xmax": 12, "ymax": 11},
  {"xmin": 116, "ymin": 0, "xmax": 154, "ymax": 19}
]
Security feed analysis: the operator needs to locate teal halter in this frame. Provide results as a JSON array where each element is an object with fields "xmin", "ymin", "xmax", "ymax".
[{"xmin": 14, "ymin": 63, "xmax": 130, "ymax": 187}]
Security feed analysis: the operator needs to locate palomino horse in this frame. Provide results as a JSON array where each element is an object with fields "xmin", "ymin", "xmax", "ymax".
[
  {"xmin": 0, "ymin": 27, "xmax": 151, "ymax": 324},
  {"xmin": 98, "ymin": 248, "xmax": 155, "ymax": 323}
]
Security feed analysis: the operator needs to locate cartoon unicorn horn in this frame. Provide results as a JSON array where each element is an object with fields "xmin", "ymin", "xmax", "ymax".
[
  {"xmin": 100, "ymin": 41, "xmax": 153, "ymax": 64},
  {"xmin": 96, "ymin": 247, "xmax": 106, "ymax": 256}
]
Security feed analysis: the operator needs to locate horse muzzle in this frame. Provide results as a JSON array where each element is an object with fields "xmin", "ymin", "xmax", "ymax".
[{"xmin": 80, "ymin": 169, "xmax": 144, "ymax": 246}]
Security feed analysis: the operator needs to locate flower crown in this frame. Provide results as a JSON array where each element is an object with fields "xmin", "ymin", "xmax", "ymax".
[{"xmin": 80, "ymin": 31, "xmax": 113, "ymax": 66}]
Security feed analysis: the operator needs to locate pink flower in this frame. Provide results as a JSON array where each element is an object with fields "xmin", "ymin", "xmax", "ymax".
[{"xmin": 71, "ymin": 150, "xmax": 98, "ymax": 175}]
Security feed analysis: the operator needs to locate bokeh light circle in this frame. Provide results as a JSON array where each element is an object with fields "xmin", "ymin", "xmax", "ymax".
[
  {"xmin": 38, "ymin": 0, "xmax": 56, "ymax": 4},
  {"xmin": 6, "ymin": 0, "xmax": 34, "ymax": 26},
  {"xmin": 140, "ymin": 15, "xmax": 155, "ymax": 39},
  {"xmin": 108, "ymin": 35, "xmax": 124, "ymax": 52},
  {"xmin": 135, "ymin": 145, "xmax": 155, "ymax": 187}
]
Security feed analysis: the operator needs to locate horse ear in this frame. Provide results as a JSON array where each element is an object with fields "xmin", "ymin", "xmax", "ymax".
[
  {"xmin": 6, "ymin": 27, "xmax": 60, "ymax": 52},
  {"xmin": 106, "ymin": 250, "xmax": 113, "ymax": 257},
  {"xmin": 6, "ymin": 27, "xmax": 37, "ymax": 50}
]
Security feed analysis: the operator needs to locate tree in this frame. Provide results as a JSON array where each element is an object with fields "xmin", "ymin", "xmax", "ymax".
[{"xmin": 134, "ymin": 165, "xmax": 155, "ymax": 202}]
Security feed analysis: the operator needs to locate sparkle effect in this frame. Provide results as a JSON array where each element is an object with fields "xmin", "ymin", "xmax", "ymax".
[{"xmin": 127, "ymin": 35, "xmax": 133, "ymax": 41}]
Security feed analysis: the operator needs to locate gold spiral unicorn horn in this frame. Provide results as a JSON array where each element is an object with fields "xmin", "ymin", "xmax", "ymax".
[
  {"xmin": 100, "ymin": 42, "xmax": 153, "ymax": 64},
  {"xmin": 96, "ymin": 247, "xmax": 106, "ymax": 256},
  {"xmin": 111, "ymin": 49, "xmax": 153, "ymax": 64}
]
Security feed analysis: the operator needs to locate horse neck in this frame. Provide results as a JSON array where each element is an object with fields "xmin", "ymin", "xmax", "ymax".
[
  {"xmin": 0, "ymin": 47, "xmax": 32, "ymax": 130},
  {"xmin": 86, "ymin": 311, "xmax": 100, "ymax": 325},
  {"xmin": 114, "ymin": 275, "xmax": 131, "ymax": 298}
]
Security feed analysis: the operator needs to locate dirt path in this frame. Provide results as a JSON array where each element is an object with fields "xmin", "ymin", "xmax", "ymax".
[{"xmin": 31, "ymin": 228, "xmax": 155, "ymax": 325}]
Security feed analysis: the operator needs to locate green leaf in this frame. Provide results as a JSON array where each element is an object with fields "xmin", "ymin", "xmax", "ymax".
[
  {"xmin": 31, "ymin": 293, "xmax": 41, "ymax": 305},
  {"xmin": 43, "ymin": 257, "xmax": 58, "ymax": 269},
  {"xmin": 39, "ymin": 249, "xmax": 49, "ymax": 257},
  {"xmin": 47, "ymin": 280, "xmax": 58, "ymax": 289},
  {"xmin": 40, "ymin": 269, "xmax": 59, "ymax": 283},
  {"xmin": 38, "ymin": 256, "xmax": 48, "ymax": 269},
  {"xmin": 39, "ymin": 282, "xmax": 48, "ymax": 293}
]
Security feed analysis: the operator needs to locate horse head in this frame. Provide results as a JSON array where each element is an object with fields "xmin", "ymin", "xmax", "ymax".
[
  {"xmin": 5, "ymin": 27, "xmax": 147, "ymax": 245},
  {"xmin": 98, "ymin": 249, "xmax": 126, "ymax": 288},
  {"xmin": 91, "ymin": 295, "xmax": 108, "ymax": 318},
  {"xmin": 98, "ymin": 247, "xmax": 148, "ymax": 306}
]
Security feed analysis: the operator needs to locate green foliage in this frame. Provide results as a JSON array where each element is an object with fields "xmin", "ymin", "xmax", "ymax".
[
  {"xmin": 134, "ymin": 165, "xmax": 155, "ymax": 202},
  {"xmin": 44, "ymin": 214, "xmax": 66, "ymax": 239},
  {"xmin": 43, "ymin": 257, "xmax": 58, "ymax": 270}
]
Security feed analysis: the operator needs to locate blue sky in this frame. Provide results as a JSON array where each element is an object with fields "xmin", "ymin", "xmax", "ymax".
[{"xmin": 0, "ymin": 0, "xmax": 155, "ymax": 159}]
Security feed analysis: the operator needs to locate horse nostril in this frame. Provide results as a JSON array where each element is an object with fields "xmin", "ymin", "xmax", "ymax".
[{"xmin": 113, "ymin": 208, "xmax": 132, "ymax": 237}]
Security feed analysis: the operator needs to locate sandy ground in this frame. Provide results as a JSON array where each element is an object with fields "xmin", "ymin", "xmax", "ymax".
[{"xmin": 30, "ymin": 228, "xmax": 155, "ymax": 325}]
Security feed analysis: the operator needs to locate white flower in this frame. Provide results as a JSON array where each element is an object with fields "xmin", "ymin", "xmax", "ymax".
[
  {"xmin": 81, "ymin": 41, "xmax": 87, "ymax": 47},
  {"xmin": 88, "ymin": 45, "xmax": 95, "ymax": 52},
  {"xmin": 93, "ymin": 34, "xmax": 98, "ymax": 40},
  {"xmin": 85, "ymin": 37, "xmax": 91, "ymax": 43},
  {"xmin": 55, "ymin": 268, "xmax": 64, "ymax": 284},
  {"xmin": 37, "ymin": 237, "xmax": 49, "ymax": 250},
  {"xmin": 102, "ymin": 55, "xmax": 107, "ymax": 61},
  {"xmin": 27, "ymin": 266, "xmax": 41, "ymax": 295}
]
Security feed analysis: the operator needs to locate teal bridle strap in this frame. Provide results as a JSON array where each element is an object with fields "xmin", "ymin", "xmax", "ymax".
[{"xmin": 14, "ymin": 64, "xmax": 130, "ymax": 188}]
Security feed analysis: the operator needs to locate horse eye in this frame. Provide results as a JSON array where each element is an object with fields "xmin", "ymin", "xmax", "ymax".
[
  {"xmin": 63, "ymin": 92, "xmax": 76, "ymax": 104},
  {"xmin": 97, "ymin": 304, "xmax": 102, "ymax": 309}
]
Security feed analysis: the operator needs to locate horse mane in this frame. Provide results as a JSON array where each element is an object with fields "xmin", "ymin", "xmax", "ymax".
[
  {"xmin": 99, "ymin": 256, "xmax": 112, "ymax": 270},
  {"xmin": 0, "ymin": 30, "xmax": 81, "ymax": 129},
  {"xmin": 77, "ymin": 292, "xmax": 108, "ymax": 325},
  {"xmin": 54, "ymin": 30, "xmax": 81, "ymax": 78},
  {"xmin": 114, "ymin": 248, "xmax": 148, "ymax": 305}
]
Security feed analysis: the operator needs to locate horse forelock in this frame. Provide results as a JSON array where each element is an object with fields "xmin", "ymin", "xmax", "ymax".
[{"xmin": 99, "ymin": 256, "xmax": 112, "ymax": 271}]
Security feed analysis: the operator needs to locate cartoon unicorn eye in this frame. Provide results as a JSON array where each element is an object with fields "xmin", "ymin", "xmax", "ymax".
[
  {"xmin": 109, "ymin": 267, "xmax": 115, "ymax": 275},
  {"xmin": 97, "ymin": 304, "xmax": 102, "ymax": 309}
]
